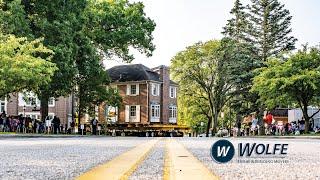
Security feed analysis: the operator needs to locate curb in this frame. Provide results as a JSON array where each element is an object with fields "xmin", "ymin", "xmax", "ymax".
[
  {"xmin": 235, "ymin": 136, "xmax": 320, "ymax": 140},
  {"xmin": 0, "ymin": 134, "xmax": 96, "ymax": 138}
]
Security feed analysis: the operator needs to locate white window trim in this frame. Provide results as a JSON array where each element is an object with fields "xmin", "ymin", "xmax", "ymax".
[
  {"xmin": 150, "ymin": 104, "xmax": 160, "ymax": 122},
  {"xmin": 169, "ymin": 86, "xmax": 177, "ymax": 98},
  {"xmin": 130, "ymin": 105, "xmax": 137, "ymax": 119},
  {"xmin": 151, "ymin": 83, "xmax": 160, "ymax": 96},
  {"xmin": 126, "ymin": 84, "xmax": 139, "ymax": 96},
  {"xmin": 169, "ymin": 106, "xmax": 177, "ymax": 123},
  {"xmin": 0, "ymin": 97, "xmax": 7, "ymax": 113},
  {"xmin": 125, "ymin": 105, "xmax": 140, "ymax": 123}
]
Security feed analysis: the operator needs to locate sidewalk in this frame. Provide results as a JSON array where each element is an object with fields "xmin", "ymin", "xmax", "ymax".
[
  {"xmin": 236, "ymin": 135, "xmax": 320, "ymax": 139},
  {"xmin": 0, "ymin": 133, "xmax": 89, "ymax": 138}
]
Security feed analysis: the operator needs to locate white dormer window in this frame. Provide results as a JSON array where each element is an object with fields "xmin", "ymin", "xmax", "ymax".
[
  {"xmin": 169, "ymin": 86, "xmax": 177, "ymax": 98},
  {"xmin": 126, "ymin": 84, "xmax": 139, "ymax": 96},
  {"xmin": 151, "ymin": 83, "xmax": 160, "ymax": 96}
]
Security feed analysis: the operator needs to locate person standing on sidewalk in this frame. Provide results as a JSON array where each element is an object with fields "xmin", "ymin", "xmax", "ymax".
[
  {"xmin": 91, "ymin": 118, "xmax": 98, "ymax": 135},
  {"xmin": 0, "ymin": 114, "xmax": 4, "ymax": 132},
  {"xmin": 52, "ymin": 116, "xmax": 60, "ymax": 134}
]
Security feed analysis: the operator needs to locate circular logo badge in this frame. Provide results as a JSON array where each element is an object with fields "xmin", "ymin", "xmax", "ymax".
[{"xmin": 211, "ymin": 139, "xmax": 235, "ymax": 163}]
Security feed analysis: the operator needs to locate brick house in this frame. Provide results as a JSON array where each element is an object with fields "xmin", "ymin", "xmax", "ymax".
[
  {"xmin": 1, "ymin": 64, "xmax": 178, "ymax": 127},
  {"xmin": 103, "ymin": 64, "xmax": 178, "ymax": 125},
  {"xmin": 2, "ymin": 92, "xmax": 72, "ymax": 125}
]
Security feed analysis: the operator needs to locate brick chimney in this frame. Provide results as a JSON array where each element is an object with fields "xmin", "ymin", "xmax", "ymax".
[{"xmin": 158, "ymin": 66, "xmax": 170, "ymax": 124}]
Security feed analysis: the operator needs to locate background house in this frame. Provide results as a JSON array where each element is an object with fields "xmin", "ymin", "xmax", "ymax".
[{"xmin": 100, "ymin": 64, "xmax": 178, "ymax": 125}]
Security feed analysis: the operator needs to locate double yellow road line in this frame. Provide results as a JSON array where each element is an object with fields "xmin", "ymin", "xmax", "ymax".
[{"xmin": 77, "ymin": 138, "xmax": 219, "ymax": 180}]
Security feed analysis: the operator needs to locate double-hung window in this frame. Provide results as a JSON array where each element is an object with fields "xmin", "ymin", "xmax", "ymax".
[
  {"xmin": 130, "ymin": 85, "xmax": 136, "ymax": 95},
  {"xmin": 169, "ymin": 86, "xmax": 177, "ymax": 98},
  {"xmin": 127, "ymin": 84, "xmax": 139, "ymax": 96}
]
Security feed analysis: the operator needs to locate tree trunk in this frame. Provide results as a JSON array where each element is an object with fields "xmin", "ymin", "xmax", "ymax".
[
  {"xmin": 302, "ymin": 105, "xmax": 310, "ymax": 133},
  {"xmin": 257, "ymin": 108, "xmax": 265, "ymax": 135},
  {"xmin": 40, "ymin": 96, "xmax": 49, "ymax": 122},
  {"xmin": 206, "ymin": 116, "xmax": 212, "ymax": 137},
  {"xmin": 236, "ymin": 114, "xmax": 242, "ymax": 136},
  {"xmin": 213, "ymin": 110, "xmax": 218, "ymax": 134},
  {"xmin": 77, "ymin": 84, "xmax": 82, "ymax": 135}
]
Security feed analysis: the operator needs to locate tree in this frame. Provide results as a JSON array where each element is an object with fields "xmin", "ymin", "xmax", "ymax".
[
  {"xmin": 177, "ymin": 83, "xmax": 211, "ymax": 132},
  {"xmin": 249, "ymin": 0, "xmax": 297, "ymax": 62},
  {"xmin": 73, "ymin": 0, "xmax": 155, "ymax": 120},
  {"xmin": 0, "ymin": 33, "xmax": 56, "ymax": 97},
  {"xmin": 171, "ymin": 40, "xmax": 238, "ymax": 136},
  {"xmin": 251, "ymin": 46, "xmax": 320, "ymax": 133},
  {"xmin": 222, "ymin": 0, "xmax": 298, "ymax": 135},
  {"xmin": 0, "ymin": 0, "xmax": 84, "ymax": 120},
  {"xmin": 222, "ymin": 1, "xmax": 261, "ymax": 131},
  {"xmin": 0, "ymin": 0, "xmax": 155, "ymax": 121},
  {"xmin": 222, "ymin": 0, "xmax": 250, "ymax": 42}
]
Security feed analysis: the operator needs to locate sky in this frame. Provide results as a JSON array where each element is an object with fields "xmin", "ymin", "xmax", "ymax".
[{"xmin": 104, "ymin": 0, "xmax": 320, "ymax": 69}]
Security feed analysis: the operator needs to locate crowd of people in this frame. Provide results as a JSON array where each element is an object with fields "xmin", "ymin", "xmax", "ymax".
[
  {"xmin": 232, "ymin": 112, "xmax": 320, "ymax": 136},
  {"xmin": 0, "ymin": 111, "xmax": 101, "ymax": 135},
  {"xmin": 0, "ymin": 111, "xmax": 64, "ymax": 134}
]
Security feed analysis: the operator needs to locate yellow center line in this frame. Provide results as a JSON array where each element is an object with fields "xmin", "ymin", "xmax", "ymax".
[
  {"xmin": 163, "ymin": 138, "xmax": 220, "ymax": 180},
  {"xmin": 77, "ymin": 138, "xmax": 161, "ymax": 180}
]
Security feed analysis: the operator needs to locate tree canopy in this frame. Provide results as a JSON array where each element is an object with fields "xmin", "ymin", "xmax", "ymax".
[
  {"xmin": 171, "ymin": 39, "xmax": 240, "ymax": 135},
  {"xmin": 248, "ymin": 0, "xmax": 297, "ymax": 61},
  {"xmin": 252, "ymin": 47, "xmax": 320, "ymax": 133},
  {"xmin": 0, "ymin": 0, "xmax": 155, "ymax": 120},
  {"xmin": 0, "ymin": 33, "xmax": 56, "ymax": 97}
]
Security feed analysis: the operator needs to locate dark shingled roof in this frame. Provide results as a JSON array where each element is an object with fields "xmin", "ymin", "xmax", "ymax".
[
  {"xmin": 107, "ymin": 64, "xmax": 178, "ymax": 85},
  {"xmin": 107, "ymin": 64, "xmax": 161, "ymax": 82}
]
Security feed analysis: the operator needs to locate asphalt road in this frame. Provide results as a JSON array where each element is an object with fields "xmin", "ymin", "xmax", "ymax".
[
  {"xmin": 179, "ymin": 137, "xmax": 320, "ymax": 180},
  {"xmin": 0, "ymin": 136, "xmax": 319, "ymax": 180}
]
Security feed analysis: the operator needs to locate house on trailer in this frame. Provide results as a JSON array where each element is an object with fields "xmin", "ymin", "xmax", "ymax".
[{"xmin": 100, "ymin": 64, "xmax": 178, "ymax": 125}]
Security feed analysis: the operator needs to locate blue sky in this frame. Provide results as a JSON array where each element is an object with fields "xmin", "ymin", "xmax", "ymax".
[{"xmin": 104, "ymin": 0, "xmax": 320, "ymax": 68}]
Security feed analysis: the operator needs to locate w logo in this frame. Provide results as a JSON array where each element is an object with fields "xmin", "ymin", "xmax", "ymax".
[
  {"xmin": 217, "ymin": 146, "xmax": 230, "ymax": 157},
  {"xmin": 211, "ymin": 140, "xmax": 235, "ymax": 163}
]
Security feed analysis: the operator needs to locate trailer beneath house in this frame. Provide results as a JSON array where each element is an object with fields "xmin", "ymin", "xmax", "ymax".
[{"xmin": 103, "ymin": 123, "xmax": 190, "ymax": 137}]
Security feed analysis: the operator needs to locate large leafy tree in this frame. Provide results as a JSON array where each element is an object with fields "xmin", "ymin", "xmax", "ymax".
[
  {"xmin": 0, "ymin": 33, "xmax": 56, "ymax": 97},
  {"xmin": 74, "ymin": 0, "xmax": 155, "ymax": 120},
  {"xmin": 252, "ymin": 47, "xmax": 320, "ymax": 133},
  {"xmin": 248, "ymin": 0, "xmax": 297, "ymax": 62},
  {"xmin": 0, "ymin": 0, "xmax": 155, "ymax": 121},
  {"xmin": 0, "ymin": 0, "xmax": 83, "ymax": 119},
  {"xmin": 171, "ymin": 40, "xmax": 239, "ymax": 136}
]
